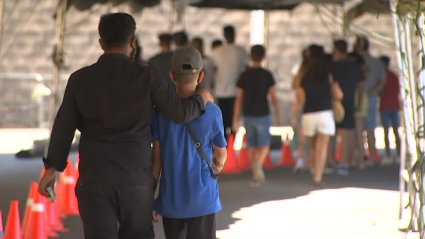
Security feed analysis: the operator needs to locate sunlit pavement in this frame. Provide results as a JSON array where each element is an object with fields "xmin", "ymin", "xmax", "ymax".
[
  {"xmin": 0, "ymin": 128, "xmax": 417, "ymax": 239},
  {"xmin": 216, "ymin": 188, "xmax": 415, "ymax": 239}
]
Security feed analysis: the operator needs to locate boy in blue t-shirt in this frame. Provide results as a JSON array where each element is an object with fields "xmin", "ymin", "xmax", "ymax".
[
  {"xmin": 151, "ymin": 47, "xmax": 228, "ymax": 239},
  {"xmin": 232, "ymin": 45, "xmax": 281, "ymax": 187}
]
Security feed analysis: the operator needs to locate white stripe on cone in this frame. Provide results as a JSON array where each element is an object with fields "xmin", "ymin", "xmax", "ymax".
[{"xmin": 32, "ymin": 203, "xmax": 44, "ymax": 212}]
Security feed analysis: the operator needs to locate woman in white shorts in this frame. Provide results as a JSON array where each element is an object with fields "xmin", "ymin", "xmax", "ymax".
[{"xmin": 291, "ymin": 45, "xmax": 339, "ymax": 185}]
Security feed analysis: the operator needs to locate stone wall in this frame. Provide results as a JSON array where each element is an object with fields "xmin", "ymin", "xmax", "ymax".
[{"xmin": 0, "ymin": 0, "xmax": 397, "ymax": 127}]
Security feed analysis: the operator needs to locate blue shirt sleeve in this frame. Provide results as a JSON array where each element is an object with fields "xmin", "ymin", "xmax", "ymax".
[
  {"xmin": 152, "ymin": 111, "xmax": 161, "ymax": 141},
  {"xmin": 212, "ymin": 107, "xmax": 227, "ymax": 148}
]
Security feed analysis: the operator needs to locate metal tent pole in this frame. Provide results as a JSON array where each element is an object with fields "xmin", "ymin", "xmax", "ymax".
[
  {"xmin": 44, "ymin": 0, "xmax": 68, "ymax": 156},
  {"xmin": 391, "ymin": 0, "xmax": 416, "ymax": 223},
  {"xmin": 0, "ymin": 0, "xmax": 5, "ymax": 57}
]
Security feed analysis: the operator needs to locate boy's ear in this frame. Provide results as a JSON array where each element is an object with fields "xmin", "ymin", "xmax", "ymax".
[
  {"xmin": 197, "ymin": 71, "xmax": 205, "ymax": 84},
  {"xmin": 169, "ymin": 71, "xmax": 176, "ymax": 83}
]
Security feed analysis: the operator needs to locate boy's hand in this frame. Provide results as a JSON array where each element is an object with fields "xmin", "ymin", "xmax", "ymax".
[
  {"xmin": 212, "ymin": 162, "xmax": 224, "ymax": 174},
  {"xmin": 153, "ymin": 210, "xmax": 160, "ymax": 223}
]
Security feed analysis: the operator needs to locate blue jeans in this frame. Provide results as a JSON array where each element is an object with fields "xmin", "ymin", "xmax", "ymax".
[{"xmin": 244, "ymin": 115, "xmax": 271, "ymax": 147}]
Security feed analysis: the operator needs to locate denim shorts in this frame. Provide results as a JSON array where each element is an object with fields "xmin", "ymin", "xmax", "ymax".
[
  {"xmin": 380, "ymin": 110, "xmax": 400, "ymax": 128},
  {"xmin": 244, "ymin": 115, "xmax": 271, "ymax": 147}
]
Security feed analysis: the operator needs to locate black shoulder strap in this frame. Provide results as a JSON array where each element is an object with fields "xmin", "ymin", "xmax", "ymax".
[{"xmin": 184, "ymin": 123, "xmax": 218, "ymax": 179}]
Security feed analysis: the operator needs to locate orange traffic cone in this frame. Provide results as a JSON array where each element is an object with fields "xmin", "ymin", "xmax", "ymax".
[
  {"xmin": 4, "ymin": 201, "xmax": 22, "ymax": 239},
  {"xmin": 0, "ymin": 211, "xmax": 4, "ymax": 239},
  {"xmin": 56, "ymin": 177, "xmax": 66, "ymax": 219},
  {"xmin": 237, "ymin": 135, "xmax": 250, "ymax": 171},
  {"xmin": 22, "ymin": 182, "xmax": 37, "ymax": 238},
  {"xmin": 25, "ymin": 192, "xmax": 47, "ymax": 239},
  {"xmin": 365, "ymin": 149, "xmax": 380, "ymax": 162},
  {"xmin": 278, "ymin": 134, "xmax": 295, "ymax": 167},
  {"xmin": 42, "ymin": 197, "xmax": 59, "ymax": 238},
  {"xmin": 263, "ymin": 154, "xmax": 274, "ymax": 169},
  {"xmin": 221, "ymin": 134, "xmax": 240, "ymax": 174},
  {"xmin": 334, "ymin": 132, "xmax": 342, "ymax": 162},
  {"xmin": 75, "ymin": 153, "xmax": 80, "ymax": 170},
  {"xmin": 47, "ymin": 199, "xmax": 68, "ymax": 233},
  {"xmin": 59, "ymin": 164, "xmax": 79, "ymax": 216}
]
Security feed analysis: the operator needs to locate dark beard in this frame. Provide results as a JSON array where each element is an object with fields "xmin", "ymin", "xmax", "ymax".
[{"xmin": 130, "ymin": 47, "xmax": 137, "ymax": 61}]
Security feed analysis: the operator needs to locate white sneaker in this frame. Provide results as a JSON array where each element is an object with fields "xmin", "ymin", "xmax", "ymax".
[{"xmin": 293, "ymin": 159, "xmax": 304, "ymax": 173}]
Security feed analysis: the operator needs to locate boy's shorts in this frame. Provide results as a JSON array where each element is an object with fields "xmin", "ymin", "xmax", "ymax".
[
  {"xmin": 380, "ymin": 110, "xmax": 400, "ymax": 129},
  {"xmin": 244, "ymin": 115, "xmax": 271, "ymax": 147}
]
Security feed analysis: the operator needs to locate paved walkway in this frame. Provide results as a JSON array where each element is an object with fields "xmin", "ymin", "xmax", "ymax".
[{"xmin": 0, "ymin": 152, "xmax": 418, "ymax": 239}]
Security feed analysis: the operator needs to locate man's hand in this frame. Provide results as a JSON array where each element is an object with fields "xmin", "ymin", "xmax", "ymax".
[
  {"xmin": 196, "ymin": 89, "xmax": 214, "ymax": 104},
  {"xmin": 38, "ymin": 168, "xmax": 57, "ymax": 197},
  {"xmin": 276, "ymin": 115, "xmax": 282, "ymax": 126},
  {"xmin": 152, "ymin": 210, "xmax": 160, "ymax": 223}
]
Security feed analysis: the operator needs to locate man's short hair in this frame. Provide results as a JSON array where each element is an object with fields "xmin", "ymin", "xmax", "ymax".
[
  {"xmin": 355, "ymin": 35, "xmax": 369, "ymax": 51},
  {"xmin": 251, "ymin": 45, "xmax": 266, "ymax": 62},
  {"xmin": 173, "ymin": 31, "xmax": 189, "ymax": 47},
  {"xmin": 174, "ymin": 72, "xmax": 200, "ymax": 84},
  {"xmin": 98, "ymin": 13, "xmax": 136, "ymax": 49},
  {"xmin": 158, "ymin": 33, "xmax": 173, "ymax": 45},
  {"xmin": 212, "ymin": 40, "xmax": 222, "ymax": 49},
  {"xmin": 223, "ymin": 25, "xmax": 235, "ymax": 42},
  {"xmin": 333, "ymin": 39, "xmax": 348, "ymax": 53},
  {"xmin": 380, "ymin": 55, "xmax": 390, "ymax": 66}
]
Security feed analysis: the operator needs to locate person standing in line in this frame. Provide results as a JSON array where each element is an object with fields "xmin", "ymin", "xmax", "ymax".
[
  {"xmin": 174, "ymin": 31, "xmax": 190, "ymax": 49},
  {"xmin": 292, "ymin": 45, "xmax": 341, "ymax": 185},
  {"xmin": 192, "ymin": 37, "xmax": 216, "ymax": 94},
  {"xmin": 379, "ymin": 55, "xmax": 401, "ymax": 164},
  {"xmin": 354, "ymin": 35, "xmax": 387, "ymax": 165},
  {"xmin": 38, "ymin": 13, "xmax": 213, "ymax": 239},
  {"xmin": 212, "ymin": 25, "xmax": 249, "ymax": 138},
  {"xmin": 151, "ymin": 47, "xmax": 227, "ymax": 239},
  {"xmin": 291, "ymin": 48, "xmax": 310, "ymax": 173},
  {"xmin": 232, "ymin": 45, "xmax": 281, "ymax": 187},
  {"xmin": 212, "ymin": 39, "xmax": 223, "ymax": 49},
  {"xmin": 148, "ymin": 33, "xmax": 174, "ymax": 86},
  {"xmin": 348, "ymin": 51, "xmax": 369, "ymax": 168},
  {"xmin": 330, "ymin": 39, "xmax": 365, "ymax": 175}
]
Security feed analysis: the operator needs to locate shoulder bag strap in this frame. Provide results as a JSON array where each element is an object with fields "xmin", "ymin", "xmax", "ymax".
[{"xmin": 184, "ymin": 123, "xmax": 218, "ymax": 179}]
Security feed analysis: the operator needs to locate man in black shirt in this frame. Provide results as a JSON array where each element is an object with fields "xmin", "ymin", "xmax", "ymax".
[
  {"xmin": 38, "ymin": 13, "xmax": 212, "ymax": 239},
  {"xmin": 148, "ymin": 33, "xmax": 174, "ymax": 86},
  {"xmin": 330, "ymin": 39, "xmax": 365, "ymax": 175}
]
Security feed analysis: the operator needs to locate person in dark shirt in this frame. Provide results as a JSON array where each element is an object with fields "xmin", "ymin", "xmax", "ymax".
[
  {"xmin": 173, "ymin": 31, "xmax": 189, "ymax": 49},
  {"xmin": 379, "ymin": 56, "xmax": 401, "ymax": 164},
  {"xmin": 232, "ymin": 45, "xmax": 281, "ymax": 187},
  {"xmin": 38, "ymin": 13, "xmax": 212, "ymax": 239},
  {"xmin": 148, "ymin": 33, "xmax": 174, "ymax": 86},
  {"xmin": 292, "ymin": 45, "xmax": 341, "ymax": 185},
  {"xmin": 331, "ymin": 39, "xmax": 365, "ymax": 175}
]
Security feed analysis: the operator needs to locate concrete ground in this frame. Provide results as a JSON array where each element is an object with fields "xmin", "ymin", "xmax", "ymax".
[{"xmin": 0, "ymin": 149, "xmax": 419, "ymax": 239}]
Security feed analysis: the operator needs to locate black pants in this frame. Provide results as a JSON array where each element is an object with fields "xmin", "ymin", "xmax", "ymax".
[
  {"xmin": 162, "ymin": 213, "xmax": 216, "ymax": 239},
  {"xmin": 217, "ymin": 97, "xmax": 235, "ymax": 138},
  {"xmin": 75, "ymin": 182, "xmax": 155, "ymax": 239}
]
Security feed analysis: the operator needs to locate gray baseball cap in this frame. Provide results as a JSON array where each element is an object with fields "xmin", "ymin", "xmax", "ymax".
[{"xmin": 171, "ymin": 47, "xmax": 203, "ymax": 74}]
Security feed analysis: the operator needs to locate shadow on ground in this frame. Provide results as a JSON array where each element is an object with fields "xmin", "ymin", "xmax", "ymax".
[{"xmin": 0, "ymin": 151, "xmax": 402, "ymax": 239}]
